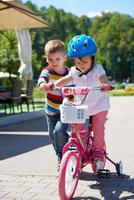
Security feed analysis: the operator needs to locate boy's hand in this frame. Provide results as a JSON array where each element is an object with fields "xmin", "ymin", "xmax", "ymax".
[
  {"xmin": 46, "ymin": 82, "xmax": 54, "ymax": 91},
  {"xmin": 39, "ymin": 83, "xmax": 47, "ymax": 92},
  {"xmin": 39, "ymin": 82, "xmax": 54, "ymax": 92}
]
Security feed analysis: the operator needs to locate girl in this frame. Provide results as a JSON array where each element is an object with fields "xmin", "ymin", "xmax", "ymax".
[{"xmin": 54, "ymin": 34, "xmax": 111, "ymax": 172}]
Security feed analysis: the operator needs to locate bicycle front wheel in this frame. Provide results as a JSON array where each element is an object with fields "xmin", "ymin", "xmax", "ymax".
[{"xmin": 58, "ymin": 151, "xmax": 79, "ymax": 200}]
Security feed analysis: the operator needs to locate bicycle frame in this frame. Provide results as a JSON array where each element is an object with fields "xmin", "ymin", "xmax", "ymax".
[
  {"xmin": 62, "ymin": 123, "xmax": 94, "ymax": 169},
  {"xmin": 58, "ymin": 85, "xmax": 113, "ymax": 170}
]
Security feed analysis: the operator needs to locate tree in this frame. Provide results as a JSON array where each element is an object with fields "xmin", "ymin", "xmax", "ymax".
[
  {"xmin": 89, "ymin": 12, "xmax": 134, "ymax": 81},
  {"xmin": 0, "ymin": 31, "xmax": 19, "ymax": 75},
  {"xmin": 77, "ymin": 15, "xmax": 91, "ymax": 35}
]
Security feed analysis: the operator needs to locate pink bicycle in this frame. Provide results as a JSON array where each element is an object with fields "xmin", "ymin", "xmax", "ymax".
[{"xmin": 56, "ymin": 86, "xmax": 123, "ymax": 200}]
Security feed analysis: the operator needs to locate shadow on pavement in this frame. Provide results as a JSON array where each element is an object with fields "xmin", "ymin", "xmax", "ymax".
[
  {"xmin": 74, "ymin": 198, "xmax": 100, "ymax": 200},
  {"xmin": 0, "ymin": 117, "xmax": 48, "ymax": 131},
  {"xmin": 0, "ymin": 134, "xmax": 51, "ymax": 160},
  {"xmin": 74, "ymin": 171, "xmax": 134, "ymax": 200}
]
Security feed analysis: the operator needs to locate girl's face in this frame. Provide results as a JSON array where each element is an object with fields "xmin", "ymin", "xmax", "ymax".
[{"xmin": 74, "ymin": 56, "xmax": 92, "ymax": 72}]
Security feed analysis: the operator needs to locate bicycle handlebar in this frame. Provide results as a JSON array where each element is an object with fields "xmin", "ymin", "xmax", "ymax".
[{"xmin": 54, "ymin": 85, "xmax": 114, "ymax": 96}]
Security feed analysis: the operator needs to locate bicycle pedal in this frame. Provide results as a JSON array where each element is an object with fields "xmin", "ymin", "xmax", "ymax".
[{"xmin": 97, "ymin": 169, "xmax": 111, "ymax": 178}]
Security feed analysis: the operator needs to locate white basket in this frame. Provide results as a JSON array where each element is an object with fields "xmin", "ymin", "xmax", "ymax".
[{"xmin": 59, "ymin": 104, "xmax": 87, "ymax": 124}]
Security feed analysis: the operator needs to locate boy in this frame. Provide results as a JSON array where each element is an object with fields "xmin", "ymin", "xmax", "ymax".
[{"xmin": 38, "ymin": 39, "xmax": 69, "ymax": 169}]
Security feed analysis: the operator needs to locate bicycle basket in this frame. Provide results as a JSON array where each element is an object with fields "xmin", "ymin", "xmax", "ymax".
[{"xmin": 59, "ymin": 104, "xmax": 87, "ymax": 124}]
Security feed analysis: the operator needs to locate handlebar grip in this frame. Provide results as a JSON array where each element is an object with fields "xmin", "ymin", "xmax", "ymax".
[
  {"xmin": 100, "ymin": 84, "xmax": 115, "ymax": 91},
  {"xmin": 108, "ymin": 85, "xmax": 115, "ymax": 91}
]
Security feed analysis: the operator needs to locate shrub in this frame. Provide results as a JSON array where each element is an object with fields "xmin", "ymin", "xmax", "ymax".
[
  {"xmin": 125, "ymin": 84, "xmax": 134, "ymax": 91},
  {"xmin": 115, "ymin": 83, "xmax": 125, "ymax": 89}
]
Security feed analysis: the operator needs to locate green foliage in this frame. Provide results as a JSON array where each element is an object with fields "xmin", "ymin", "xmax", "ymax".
[
  {"xmin": 115, "ymin": 83, "xmax": 125, "ymax": 89},
  {"xmin": 110, "ymin": 83, "xmax": 134, "ymax": 96},
  {"xmin": 114, "ymin": 81, "xmax": 134, "ymax": 91},
  {"xmin": 77, "ymin": 15, "xmax": 91, "ymax": 34},
  {"xmin": 0, "ymin": 1, "xmax": 134, "ymax": 83},
  {"xmin": 125, "ymin": 83, "xmax": 134, "ymax": 91},
  {"xmin": 110, "ymin": 89, "xmax": 134, "ymax": 96},
  {"xmin": 0, "ymin": 31, "xmax": 19, "ymax": 74},
  {"xmin": 93, "ymin": 12, "xmax": 134, "ymax": 81}
]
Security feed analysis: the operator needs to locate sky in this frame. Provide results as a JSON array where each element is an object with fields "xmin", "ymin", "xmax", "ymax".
[{"xmin": 22, "ymin": 0, "xmax": 134, "ymax": 18}]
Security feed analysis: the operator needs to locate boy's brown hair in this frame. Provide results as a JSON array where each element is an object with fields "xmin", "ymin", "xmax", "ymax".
[{"xmin": 44, "ymin": 39, "xmax": 65, "ymax": 55}]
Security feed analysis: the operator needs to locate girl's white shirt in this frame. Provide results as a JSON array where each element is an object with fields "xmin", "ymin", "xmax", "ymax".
[{"xmin": 69, "ymin": 64, "xmax": 110, "ymax": 116}]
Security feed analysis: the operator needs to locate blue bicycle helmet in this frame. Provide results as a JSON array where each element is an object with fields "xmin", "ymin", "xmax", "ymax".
[{"xmin": 68, "ymin": 34, "xmax": 97, "ymax": 58}]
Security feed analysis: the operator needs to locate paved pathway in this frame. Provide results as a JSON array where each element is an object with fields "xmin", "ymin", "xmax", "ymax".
[{"xmin": 0, "ymin": 97, "xmax": 134, "ymax": 200}]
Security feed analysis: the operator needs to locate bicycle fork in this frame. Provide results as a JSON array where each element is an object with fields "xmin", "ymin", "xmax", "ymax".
[{"xmin": 62, "ymin": 139, "xmax": 83, "ymax": 176}]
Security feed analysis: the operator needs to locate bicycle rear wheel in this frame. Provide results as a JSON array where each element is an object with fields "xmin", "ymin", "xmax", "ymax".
[{"xmin": 58, "ymin": 151, "xmax": 79, "ymax": 200}]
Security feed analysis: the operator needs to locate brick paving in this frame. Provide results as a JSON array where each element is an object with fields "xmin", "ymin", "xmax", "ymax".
[{"xmin": 0, "ymin": 172, "xmax": 134, "ymax": 200}]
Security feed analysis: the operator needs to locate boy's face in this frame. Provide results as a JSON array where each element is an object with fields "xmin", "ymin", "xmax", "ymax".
[
  {"xmin": 45, "ymin": 52, "xmax": 67, "ymax": 69},
  {"xmin": 74, "ymin": 56, "xmax": 92, "ymax": 72}
]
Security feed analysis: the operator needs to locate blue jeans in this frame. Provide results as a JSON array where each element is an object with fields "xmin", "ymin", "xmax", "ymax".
[{"xmin": 46, "ymin": 113, "xmax": 69, "ymax": 159}]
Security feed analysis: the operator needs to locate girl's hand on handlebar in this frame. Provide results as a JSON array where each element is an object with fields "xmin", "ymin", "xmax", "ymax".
[{"xmin": 100, "ymin": 84, "xmax": 115, "ymax": 91}]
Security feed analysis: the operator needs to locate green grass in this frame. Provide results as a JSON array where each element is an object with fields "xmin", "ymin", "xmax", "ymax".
[
  {"xmin": 110, "ymin": 83, "xmax": 134, "ymax": 96},
  {"xmin": 110, "ymin": 89, "xmax": 134, "ymax": 96},
  {"xmin": 0, "ymin": 102, "xmax": 44, "ymax": 117},
  {"xmin": 33, "ymin": 87, "xmax": 45, "ymax": 99}
]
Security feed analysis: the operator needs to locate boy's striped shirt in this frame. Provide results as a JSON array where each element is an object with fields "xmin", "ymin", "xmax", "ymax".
[{"xmin": 38, "ymin": 66, "xmax": 70, "ymax": 115}]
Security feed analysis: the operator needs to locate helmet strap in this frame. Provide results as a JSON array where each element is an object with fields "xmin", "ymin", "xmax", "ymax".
[
  {"xmin": 78, "ymin": 65, "xmax": 94, "ymax": 77},
  {"xmin": 77, "ymin": 56, "xmax": 96, "ymax": 77}
]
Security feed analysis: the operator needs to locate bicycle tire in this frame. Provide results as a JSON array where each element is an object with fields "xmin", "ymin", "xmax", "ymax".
[{"xmin": 58, "ymin": 151, "xmax": 79, "ymax": 200}]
